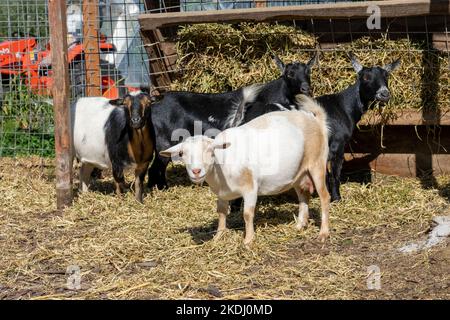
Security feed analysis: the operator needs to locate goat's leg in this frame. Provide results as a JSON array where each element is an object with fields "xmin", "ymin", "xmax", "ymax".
[
  {"xmin": 331, "ymin": 150, "xmax": 345, "ymax": 202},
  {"xmin": 326, "ymin": 164, "xmax": 333, "ymax": 198},
  {"xmin": 147, "ymin": 155, "xmax": 169, "ymax": 190},
  {"xmin": 310, "ymin": 166, "xmax": 331, "ymax": 242},
  {"xmin": 79, "ymin": 163, "xmax": 94, "ymax": 192},
  {"xmin": 134, "ymin": 162, "xmax": 150, "ymax": 203},
  {"xmin": 213, "ymin": 199, "xmax": 229, "ymax": 241},
  {"xmin": 242, "ymin": 193, "xmax": 257, "ymax": 246},
  {"xmin": 294, "ymin": 185, "xmax": 310, "ymax": 230},
  {"xmin": 112, "ymin": 164, "xmax": 126, "ymax": 196}
]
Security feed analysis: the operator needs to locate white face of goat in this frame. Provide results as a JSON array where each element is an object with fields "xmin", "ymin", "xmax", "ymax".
[{"xmin": 160, "ymin": 136, "xmax": 230, "ymax": 184}]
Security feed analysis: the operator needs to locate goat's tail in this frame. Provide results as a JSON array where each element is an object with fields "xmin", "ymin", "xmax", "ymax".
[
  {"xmin": 295, "ymin": 94, "xmax": 328, "ymax": 134},
  {"xmin": 227, "ymin": 84, "xmax": 263, "ymax": 128}
]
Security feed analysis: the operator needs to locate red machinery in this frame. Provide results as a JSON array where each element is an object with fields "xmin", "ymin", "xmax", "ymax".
[{"xmin": 0, "ymin": 33, "xmax": 125, "ymax": 101}]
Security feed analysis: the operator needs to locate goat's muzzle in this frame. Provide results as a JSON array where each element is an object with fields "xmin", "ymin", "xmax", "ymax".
[
  {"xmin": 131, "ymin": 117, "xmax": 144, "ymax": 129},
  {"xmin": 300, "ymin": 84, "xmax": 311, "ymax": 95},
  {"xmin": 376, "ymin": 88, "xmax": 390, "ymax": 102}
]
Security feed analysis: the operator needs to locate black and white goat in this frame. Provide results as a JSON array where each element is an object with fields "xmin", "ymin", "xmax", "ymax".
[
  {"xmin": 147, "ymin": 55, "xmax": 317, "ymax": 190},
  {"xmin": 72, "ymin": 92, "xmax": 155, "ymax": 203}
]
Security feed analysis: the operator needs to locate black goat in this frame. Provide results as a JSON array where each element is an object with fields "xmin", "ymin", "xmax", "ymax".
[
  {"xmin": 242, "ymin": 55, "xmax": 317, "ymax": 122},
  {"xmin": 147, "ymin": 55, "xmax": 317, "ymax": 190},
  {"xmin": 316, "ymin": 53, "xmax": 400, "ymax": 201}
]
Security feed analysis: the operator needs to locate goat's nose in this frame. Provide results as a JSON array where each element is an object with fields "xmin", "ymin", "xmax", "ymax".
[
  {"xmin": 300, "ymin": 85, "xmax": 310, "ymax": 94},
  {"xmin": 192, "ymin": 168, "xmax": 201, "ymax": 176},
  {"xmin": 131, "ymin": 117, "xmax": 140, "ymax": 123},
  {"xmin": 378, "ymin": 89, "xmax": 390, "ymax": 99}
]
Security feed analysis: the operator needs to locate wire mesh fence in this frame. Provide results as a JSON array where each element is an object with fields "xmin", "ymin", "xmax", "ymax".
[{"xmin": 0, "ymin": 0, "xmax": 150, "ymax": 158}]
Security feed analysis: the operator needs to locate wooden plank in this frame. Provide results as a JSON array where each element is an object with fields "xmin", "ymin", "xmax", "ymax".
[
  {"xmin": 433, "ymin": 32, "xmax": 450, "ymax": 52},
  {"xmin": 82, "ymin": 0, "xmax": 102, "ymax": 97},
  {"xmin": 359, "ymin": 109, "xmax": 450, "ymax": 126},
  {"xmin": 139, "ymin": 0, "xmax": 450, "ymax": 30},
  {"xmin": 344, "ymin": 153, "xmax": 450, "ymax": 177},
  {"xmin": 348, "ymin": 125, "xmax": 450, "ymax": 155},
  {"xmin": 140, "ymin": 30, "xmax": 175, "ymax": 94},
  {"xmin": 49, "ymin": 0, "xmax": 73, "ymax": 209},
  {"xmin": 153, "ymin": 29, "xmax": 178, "ymax": 76},
  {"xmin": 343, "ymin": 124, "xmax": 450, "ymax": 176},
  {"xmin": 433, "ymin": 32, "xmax": 450, "ymax": 42}
]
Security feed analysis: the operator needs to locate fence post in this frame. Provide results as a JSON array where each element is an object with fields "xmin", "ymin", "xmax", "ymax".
[
  {"xmin": 83, "ymin": 0, "xmax": 102, "ymax": 96},
  {"xmin": 49, "ymin": 0, "xmax": 73, "ymax": 209}
]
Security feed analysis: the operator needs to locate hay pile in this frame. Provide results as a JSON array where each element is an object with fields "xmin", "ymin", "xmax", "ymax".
[
  {"xmin": 0, "ymin": 157, "xmax": 449, "ymax": 299},
  {"xmin": 173, "ymin": 23, "xmax": 316, "ymax": 92},
  {"xmin": 172, "ymin": 23, "xmax": 450, "ymax": 119}
]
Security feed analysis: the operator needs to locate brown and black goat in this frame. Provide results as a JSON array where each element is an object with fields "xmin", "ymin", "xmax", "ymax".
[{"xmin": 72, "ymin": 91, "xmax": 155, "ymax": 202}]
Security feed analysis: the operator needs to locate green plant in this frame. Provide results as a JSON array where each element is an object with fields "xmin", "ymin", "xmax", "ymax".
[
  {"xmin": 0, "ymin": 0, "xmax": 48, "ymax": 40},
  {"xmin": 0, "ymin": 76, "xmax": 54, "ymax": 157},
  {"xmin": 1, "ymin": 76, "xmax": 54, "ymax": 131}
]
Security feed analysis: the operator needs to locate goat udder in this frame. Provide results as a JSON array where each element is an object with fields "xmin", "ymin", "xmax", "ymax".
[{"xmin": 299, "ymin": 175, "xmax": 314, "ymax": 194}]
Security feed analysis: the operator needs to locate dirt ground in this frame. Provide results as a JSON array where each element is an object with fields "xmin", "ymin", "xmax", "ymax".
[{"xmin": 0, "ymin": 157, "xmax": 448, "ymax": 299}]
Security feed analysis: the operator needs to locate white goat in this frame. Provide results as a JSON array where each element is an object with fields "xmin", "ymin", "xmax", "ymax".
[{"xmin": 160, "ymin": 95, "xmax": 330, "ymax": 245}]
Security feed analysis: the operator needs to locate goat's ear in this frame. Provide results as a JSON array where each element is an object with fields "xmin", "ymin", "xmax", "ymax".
[
  {"xmin": 273, "ymin": 55, "xmax": 285, "ymax": 73},
  {"xmin": 109, "ymin": 98, "xmax": 124, "ymax": 106},
  {"xmin": 140, "ymin": 93, "xmax": 154, "ymax": 107},
  {"xmin": 348, "ymin": 52, "xmax": 363, "ymax": 73},
  {"xmin": 306, "ymin": 52, "xmax": 318, "ymax": 71},
  {"xmin": 383, "ymin": 58, "xmax": 401, "ymax": 73},
  {"xmin": 159, "ymin": 143, "xmax": 183, "ymax": 158}
]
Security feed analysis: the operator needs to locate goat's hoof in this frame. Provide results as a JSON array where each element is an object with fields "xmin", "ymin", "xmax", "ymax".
[
  {"xmin": 243, "ymin": 238, "xmax": 253, "ymax": 247},
  {"xmin": 295, "ymin": 222, "xmax": 308, "ymax": 231},
  {"xmin": 318, "ymin": 232, "xmax": 329, "ymax": 243},
  {"xmin": 213, "ymin": 229, "xmax": 228, "ymax": 241}
]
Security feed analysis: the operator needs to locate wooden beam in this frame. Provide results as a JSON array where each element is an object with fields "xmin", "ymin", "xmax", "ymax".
[
  {"xmin": 49, "ymin": 0, "xmax": 73, "ymax": 209},
  {"xmin": 82, "ymin": 0, "xmax": 102, "ymax": 97},
  {"xmin": 139, "ymin": 0, "xmax": 450, "ymax": 30},
  {"xmin": 140, "ymin": 29, "xmax": 175, "ymax": 94},
  {"xmin": 359, "ymin": 109, "xmax": 450, "ymax": 126},
  {"xmin": 433, "ymin": 32, "xmax": 450, "ymax": 52},
  {"xmin": 344, "ymin": 153, "xmax": 450, "ymax": 177}
]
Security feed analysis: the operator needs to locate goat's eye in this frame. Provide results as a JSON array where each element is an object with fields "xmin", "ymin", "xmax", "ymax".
[
  {"xmin": 363, "ymin": 74, "xmax": 371, "ymax": 81},
  {"xmin": 178, "ymin": 151, "xmax": 183, "ymax": 157}
]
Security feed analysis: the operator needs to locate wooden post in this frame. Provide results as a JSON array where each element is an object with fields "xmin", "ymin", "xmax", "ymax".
[
  {"xmin": 49, "ymin": 0, "xmax": 73, "ymax": 209},
  {"xmin": 83, "ymin": 0, "xmax": 102, "ymax": 96}
]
